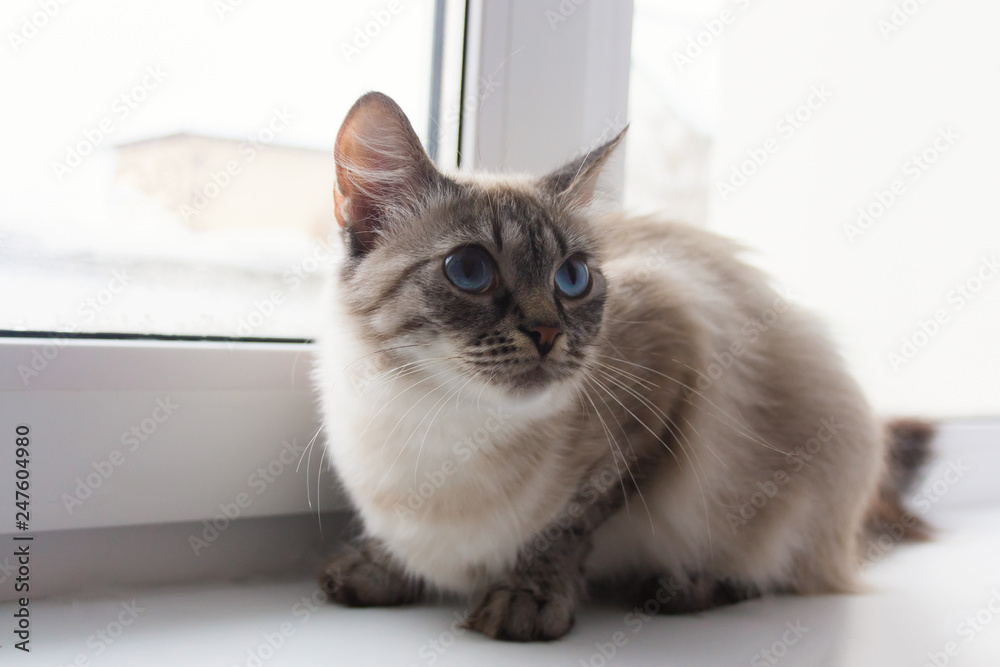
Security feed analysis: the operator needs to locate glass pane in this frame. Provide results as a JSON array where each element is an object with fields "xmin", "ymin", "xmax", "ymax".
[
  {"xmin": 624, "ymin": 0, "xmax": 722, "ymax": 224},
  {"xmin": 1, "ymin": 0, "xmax": 437, "ymax": 339},
  {"xmin": 625, "ymin": 0, "xmax": 1000, "ymax": 418}
]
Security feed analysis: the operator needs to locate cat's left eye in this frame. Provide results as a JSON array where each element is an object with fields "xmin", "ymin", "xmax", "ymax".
[
  {"xmin": 444, "ymin": 245, "xmax": 497, "ymax": 293},
  {"xmin": 554, "ymin": 256, "xmax": 591, "ymax": 298}
]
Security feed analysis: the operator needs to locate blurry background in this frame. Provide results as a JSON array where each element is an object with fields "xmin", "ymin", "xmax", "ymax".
[
  {"xmin": 623, "ymin": 0, "xmax": 999, "ymax": 418},
  {"xmin": 1, "ymin": 0, "xmax": 996, "ymax": 418},
  {"xmin": 0, "ymin": 0, "xmax": 434, "ymax": 338}
]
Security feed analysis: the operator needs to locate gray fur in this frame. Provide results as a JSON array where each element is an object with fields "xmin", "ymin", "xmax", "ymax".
[
  {"xmin": 319, "ymin": 536, "xmax": 423, "ymax": 607},
  {"xmin": 315, "ymin": 92, "xmax": 914, "ymax": 642}
]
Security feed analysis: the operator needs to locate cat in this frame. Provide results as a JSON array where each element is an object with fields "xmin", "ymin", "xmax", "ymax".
[{"xmin": 313, "ymin": 91, "xmax": 932, "ymax": 641}]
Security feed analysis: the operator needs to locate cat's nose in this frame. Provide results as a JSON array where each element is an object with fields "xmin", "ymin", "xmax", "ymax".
[{"xmin": 520, "ymin": 323, "xmax": 562, "ymax": 356}]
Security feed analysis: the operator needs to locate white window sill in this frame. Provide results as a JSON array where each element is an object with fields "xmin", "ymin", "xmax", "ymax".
[
  {"xmin": 1, "ymin": 333, "xmax": 998, "ymax": 663},
  {"xmin": 3, "ymin": 502, "xmax": 999, "ymax": 665}
]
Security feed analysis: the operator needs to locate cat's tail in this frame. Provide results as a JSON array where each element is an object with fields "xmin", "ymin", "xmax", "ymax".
[{"xmin": 865, "ymin": 418, "xmax": 936, "ymax": 542}]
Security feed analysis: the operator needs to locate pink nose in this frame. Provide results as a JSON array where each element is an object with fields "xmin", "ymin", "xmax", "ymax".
[{"xmin": 522, "ymin": 324, "xmax": 562, "ymax": 356}]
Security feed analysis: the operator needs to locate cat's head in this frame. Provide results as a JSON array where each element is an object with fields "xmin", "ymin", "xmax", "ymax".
[{"xmin": 332, "ymin": 92, "xmax": 624, "ymax": 399}]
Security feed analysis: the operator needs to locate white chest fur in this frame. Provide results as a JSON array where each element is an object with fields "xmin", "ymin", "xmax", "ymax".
[{"xmin": 316, "ymin": 324, "xmax": 575, "ymax": 593}]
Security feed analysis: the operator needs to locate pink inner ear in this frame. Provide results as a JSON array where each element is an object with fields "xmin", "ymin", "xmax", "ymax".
[
  {"xmin": 334, "ymin": 185, "xmax": 348, "ymax": 229},
  {"xmin": 333, "ymin": 110, "xmax": 383, "ymax": 232},
  {"xmin": 333, "ymin": 126, "xmax": 375, "ymax": 232},
  {"xmin": 332, "ymin": 92, "xmax": 436, "ymax": 249}
]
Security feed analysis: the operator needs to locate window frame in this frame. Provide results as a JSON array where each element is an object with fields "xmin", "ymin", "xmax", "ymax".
[{"xmin": 0, "ymin": 0, "xmax": 637, "ymax": 592}]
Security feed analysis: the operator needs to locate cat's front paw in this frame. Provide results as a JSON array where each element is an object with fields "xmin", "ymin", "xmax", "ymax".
[
  {"xmin": 319, "ymin": 542, "xmax": 422, "ymax": 607},
  {"xmin": 465, "ymin": 580, "xmax": 576, "ymax": 642}
]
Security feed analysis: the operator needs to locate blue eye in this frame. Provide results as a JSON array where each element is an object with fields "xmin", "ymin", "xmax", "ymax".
[
  {"xmin": 555, "ymin": 256, "xmax": 591, "ymax": 298},
  {"xmin": 444, "ymin": 245, "xmax": 496, "ymax": 293}
]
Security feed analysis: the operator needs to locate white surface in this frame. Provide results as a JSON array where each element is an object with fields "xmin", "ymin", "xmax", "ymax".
[
  {"xmin": 0, "ymin": 339, "xmax": 336, "ymax": 535},
  {"xmin": 2, "ymin": 336, "xmax": 991, "ymax": 538},
  {"xmin": 707, "ymin": 0, "xmax": 1000, "ymax": 417},
  {"xmin": 1, "ymin": 332, "xmax": 995, "ymax": 603},
  {"xmin": 3, "ymin": 505, "xmax": 999, "ymax": 665},
  {"xmin": 462, "ymin": 0, "xmax": 633, "ymax": 187}
]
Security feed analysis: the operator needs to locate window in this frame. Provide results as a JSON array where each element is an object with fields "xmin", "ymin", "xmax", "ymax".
[
  {"xmin": 1, "ymin": 0, "xmax": 436, "ymax": 340},
  {"xmin": 0, "ymin": 0, "xmax": 633, "ymax": 586},
  {"xmin": 624, "ymin": 0, "xmax": 1000, "ymax": 418},
  {"xmin": 2, "ymin": 3, "xmax": 999, "ymax": 663}
]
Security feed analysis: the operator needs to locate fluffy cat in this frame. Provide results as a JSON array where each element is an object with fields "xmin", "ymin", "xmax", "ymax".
[{"xmin": 314, "ymin": 92, "xmax": 930, "ymax": 641}]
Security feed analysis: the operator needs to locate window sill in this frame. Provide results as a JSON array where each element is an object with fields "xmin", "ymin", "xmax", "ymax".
[
  {"xmin": 3, "ymin": 421, "xmax": 1000, "ymax": 664},
  {"xmin": 2, "ymin": 502, "xmax": 998, "ymax": 665},
  {"xmin": 3, "ymin": 331, "xmax": 997, "ymax": 662}
]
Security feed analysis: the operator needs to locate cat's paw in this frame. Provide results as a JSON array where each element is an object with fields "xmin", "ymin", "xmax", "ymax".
[
  {"xmin": 465, "ymin": 581, "xmax": 576, "ymax": 642},
  {"xmin": 319, "ymin": 543, "xmax": 422, "ymax": 607}
]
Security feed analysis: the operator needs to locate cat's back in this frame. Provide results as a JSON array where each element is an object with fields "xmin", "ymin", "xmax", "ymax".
[
  {"xmin": 597, "ymin": 214, "xmax": 769, "ymax": 304},
  {"xmin": 585, "ymin": 214, "xmax": 884, "ymax": 590}
]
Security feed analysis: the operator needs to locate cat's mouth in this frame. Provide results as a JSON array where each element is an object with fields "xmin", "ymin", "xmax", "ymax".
[{"xmin": 467, "ymin": 351, "xmax": 579, "ymax": 395}]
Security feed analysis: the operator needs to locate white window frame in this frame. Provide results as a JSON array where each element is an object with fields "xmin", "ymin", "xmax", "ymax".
[
  {"xmin": 2, "ymin": 0, "xmax": 998, "ymax": 600},
  {"xmin": 0, "ymin": 0, "xmax": 636, "ymax": 597}
]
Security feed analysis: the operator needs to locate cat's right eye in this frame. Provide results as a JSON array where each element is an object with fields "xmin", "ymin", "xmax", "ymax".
[
  {"xmin": 554, "ymin": 256, "xmax": 591, "ymax": 299},
  {"xmin": 443, "ymin": 245, "xmax": 497, "ymax": 294}
]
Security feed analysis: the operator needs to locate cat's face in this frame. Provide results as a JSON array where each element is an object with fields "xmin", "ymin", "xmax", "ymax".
[
  {"xmin": 332, "ymin": 93, "xmax": 623, "ymax": 398},
  {"xmin": 344, "ymin": 185, "xmax": 607, "ymax": 394}
]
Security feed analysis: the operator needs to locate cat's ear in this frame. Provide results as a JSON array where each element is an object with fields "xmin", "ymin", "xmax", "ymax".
[
  {"xmin": 540, "ymin": 127, "xmax": 628, "ymax": 209},
  {"xmin": 334, "ymin": 92, "xmax": 439, "ymax": 252}
]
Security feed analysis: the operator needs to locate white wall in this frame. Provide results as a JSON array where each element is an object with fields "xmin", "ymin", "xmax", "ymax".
[{"xmin": 706, "ymin": 0, "xmax": 1000, "ymax": 418}]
